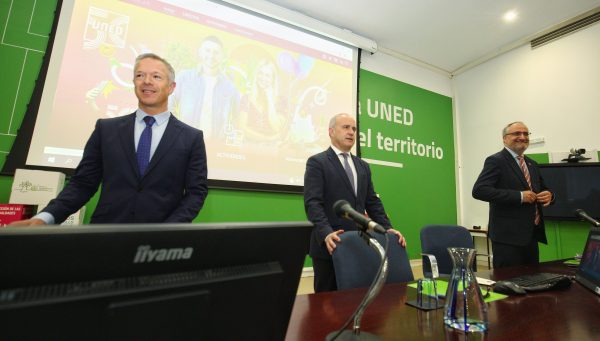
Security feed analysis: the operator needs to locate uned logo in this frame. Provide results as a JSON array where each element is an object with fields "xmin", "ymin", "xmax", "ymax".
[{"xmin": 84, "ymin": 7, "xmax": 129, "ymax": 49}]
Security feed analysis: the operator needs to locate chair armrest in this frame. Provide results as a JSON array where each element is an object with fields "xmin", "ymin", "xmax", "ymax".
[{"xmin": 421, "ymin": 253, "xmax": 440, "ymax": 279}]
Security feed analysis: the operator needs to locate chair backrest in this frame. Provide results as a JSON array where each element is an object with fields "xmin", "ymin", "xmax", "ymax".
[
  {"xmin": 420, "ymin": 225, "xmax": 475, "ymax": 277},
  {"xmin": 332, "ymin": 231, "xmax": 414, "ymax": 290}
]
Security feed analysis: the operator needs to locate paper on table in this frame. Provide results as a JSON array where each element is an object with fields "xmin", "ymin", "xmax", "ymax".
[
  {"xmin": 476, "ymin": 277, "xmax": 496, "ymax": 286},
  {"xmin": 563, "ymin": 259, "xmax": 580, "ymax": 267}
]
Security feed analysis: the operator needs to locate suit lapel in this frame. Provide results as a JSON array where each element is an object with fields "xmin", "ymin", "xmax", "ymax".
[
  {"xmin": 117, "ymin": 113, "xmax": 139, "ymax": 177},
  {"xmin": 144, "ymin": 115, "xmax": 183, "ymax": 176},
  {"xmin": 327, "ymin": 148, "xmax": 356, "ymax": 197},
  {"xmin": 501, "ymin": 149, "xmax": 529, "ymax": 188}
]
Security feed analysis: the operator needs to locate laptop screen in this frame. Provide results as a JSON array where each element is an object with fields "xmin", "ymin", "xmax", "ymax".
[{"xmin": 575, "ymin": 228, "xmax": 600, "ymax": 296}]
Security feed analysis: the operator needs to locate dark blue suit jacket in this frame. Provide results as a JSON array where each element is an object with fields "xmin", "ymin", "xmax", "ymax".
[
  {"xmin": 472, "ymin": 148, "xmax": 549, "ymax": 246},
  {"xmin": 304, "ymin": 147, "xmax": 391, "ymax": 260},
  {"xmin": 42, "ymin": 113, "xmax": 208, "ymax": 224}
]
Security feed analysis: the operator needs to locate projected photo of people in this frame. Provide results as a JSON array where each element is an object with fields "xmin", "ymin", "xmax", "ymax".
[
  {"xmin": 239, "ymin": 59, "xmax": 287, "ymax": 144},
  {"xmin": 28, "ymin": 0, "xmax": 357, "ymax": 188},
  {"xmin": 282, "ymin": 75, "xmax": 328, "ymax": 156},
  {"xmin": 169, "ymin": 35, "xmax": 241, "ymax": 142}
]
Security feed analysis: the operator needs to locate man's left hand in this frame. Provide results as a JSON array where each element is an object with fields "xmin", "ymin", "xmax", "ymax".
[
  {"xmin": 386, "ymin": 228, "xmax": 407, "ymax": 247},
  {"xmin": 536, "ymin": 191, "xmax": 553, "ymax": 207}
]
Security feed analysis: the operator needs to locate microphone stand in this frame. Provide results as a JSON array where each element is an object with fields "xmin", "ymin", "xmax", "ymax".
[
  {"xmin": 575, "ymin": 209, "xmax": 600, "ymax": 227},
  {"xmin": 326, "ymin": 232, "xmax": 388, "ymax": 341}
]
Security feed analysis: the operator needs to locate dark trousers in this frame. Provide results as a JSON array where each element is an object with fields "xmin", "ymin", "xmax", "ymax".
[
  {"xmin": 312, "ymin": 258, "xmax": 337, "ymax": 292},
  {"xmin": 492, "ymin": 238, "xmax": 539, "ymax": 269}
]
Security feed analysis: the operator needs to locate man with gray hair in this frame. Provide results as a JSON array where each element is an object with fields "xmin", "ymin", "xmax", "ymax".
[
  {"xmin": 304, "ymin": 113, "xmax": 406, "ymax": 292},
  {"xmin": 11, "ymin": 53, "xmax": 208, "ymax": 225},
  {"xmin": 473, "ymin": 121, "xmax": 553, "ymax": 268}
]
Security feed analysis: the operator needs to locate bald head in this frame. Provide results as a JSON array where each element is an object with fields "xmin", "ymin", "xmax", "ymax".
[{"xmin": 329, "ymin": 113, "xmax": 356, "ymax": 152}]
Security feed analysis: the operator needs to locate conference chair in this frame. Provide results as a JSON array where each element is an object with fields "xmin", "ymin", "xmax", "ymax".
[
  {"xmin": 332, "ymin": 231, "xmax": 414, "ymax": 290},
  {"xmin": 420, "ymin": 224, "xmax": 482, "ymax": 277}
]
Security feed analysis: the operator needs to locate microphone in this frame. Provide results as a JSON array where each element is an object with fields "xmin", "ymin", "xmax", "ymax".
[
  {"xmin": 575, "ymin": 209, "xmax": 600, "ymax": 227},
  {"xmin": 333, "ymin": 200, "xmax": 387, "ymax": 234}
]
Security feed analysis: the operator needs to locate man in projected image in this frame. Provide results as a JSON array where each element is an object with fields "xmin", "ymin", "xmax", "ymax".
[
  {"xmin": 473, "ymin": 121, "xmax": 553, "ymax": 268},
  {"xmin": 303, "ymin": 113, "xmax": 406, "ymax": 292},
  {"xmin": 169, "ymin": 35, "xmax": 240, "ymax": 141},
  {"xmin": 10, "ymin": 53, "xmax": 208, "ymax": 225}
]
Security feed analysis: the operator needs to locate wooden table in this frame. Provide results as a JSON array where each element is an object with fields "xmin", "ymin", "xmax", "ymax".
[{"xmin": 286, "ymin": 261, "xmax": 600, "ymax": 340}]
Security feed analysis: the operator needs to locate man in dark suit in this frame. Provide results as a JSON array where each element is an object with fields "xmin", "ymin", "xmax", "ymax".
[
  {"xmin": 304, "ymin": 113, "xmax": 406, "ymax": 292},
  {"xmin": 473, "ymin": 121, "xmax": 553, "ymax": 268},
  {"xmin": 11, "ymin": 53, "xmax": 208, "ymax": 225}
]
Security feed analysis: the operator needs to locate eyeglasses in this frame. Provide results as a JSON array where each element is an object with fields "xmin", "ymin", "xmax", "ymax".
[{"xmin": 505, "ymin": 131, "xmax": 531, "ymax": 137}]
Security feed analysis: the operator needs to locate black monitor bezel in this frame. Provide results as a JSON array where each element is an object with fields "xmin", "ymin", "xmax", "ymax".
[
  {"xmin": 538, "ymin": 162, "xmax": 600, "ymax": 221},
  {"xmin": 0, "ymin": 221, "xmax": 312, "ymax": 340}
]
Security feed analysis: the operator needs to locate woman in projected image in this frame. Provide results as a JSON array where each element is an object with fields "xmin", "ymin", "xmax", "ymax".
[{"xmin": 238, "ymin": 59, "xmax": 287, "ymax": 143}]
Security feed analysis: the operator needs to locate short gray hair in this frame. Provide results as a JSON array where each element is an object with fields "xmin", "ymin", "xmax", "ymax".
[
  {"xmin": 329, "ymin": 113, "xmax": 352, "ymax": 128},
  {"xmin": 502, "ymin": 121, "xmax": 526, "ymax": 136},
  {"xmin": 134, "ymin": 53, "xmax": 176, "ymax": 83}
]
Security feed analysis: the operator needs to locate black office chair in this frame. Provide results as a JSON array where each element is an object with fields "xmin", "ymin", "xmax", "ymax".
[
  {"xmin": 332, "ymin": 231, "xmax": 414, "ymax": 290},
  {"xmin": 420, "ymin": 224, "xmax": 479, "ymax": 277}
]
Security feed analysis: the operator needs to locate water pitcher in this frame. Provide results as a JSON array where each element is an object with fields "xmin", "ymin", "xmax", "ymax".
[{"xmin": 443, "ymin": 247, "xmax": 488, "ymax": 332}]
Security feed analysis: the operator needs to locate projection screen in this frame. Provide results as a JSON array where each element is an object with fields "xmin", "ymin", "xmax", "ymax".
[{"xmin": 21, "ymin": 0, "xmax": 359, "ymax": 191}]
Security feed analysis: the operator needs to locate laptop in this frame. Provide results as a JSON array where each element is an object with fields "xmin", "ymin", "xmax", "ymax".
[{"xmin": 575, "ymin": 227, "xmax": 600, "ymax": 296}]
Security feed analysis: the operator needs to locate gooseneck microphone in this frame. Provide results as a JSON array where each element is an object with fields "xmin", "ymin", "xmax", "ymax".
[
  {"xmin": 333, "ymin": 200, "xmax": 387, "ymax": 234},
  {"xmin": 575, "ymin": 209, "xmax": 600, "ymax": 227}
]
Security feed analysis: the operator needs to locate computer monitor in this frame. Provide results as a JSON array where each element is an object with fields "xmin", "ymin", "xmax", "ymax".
[
  {"xmin": 538, "ymin": 163, "xmax": 600, "ymax": 221},
  {"xmin": 0, "ymin": 221, "xmax": 312, "ymax": 340},
  {"xmin": 576, "ymin": 227, "xmax": 600, "ymax": 297}
]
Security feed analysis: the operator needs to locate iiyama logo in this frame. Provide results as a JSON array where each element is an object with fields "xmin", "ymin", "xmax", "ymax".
[{"xmin": 133, "ymin": 245, "xmax": 193, "ymax": 263}]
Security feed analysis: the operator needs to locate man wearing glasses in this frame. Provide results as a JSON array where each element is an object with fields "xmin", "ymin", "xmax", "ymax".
[{"xmin": 473, "ymin": 121, "xmax": 553, "ymax": 268}]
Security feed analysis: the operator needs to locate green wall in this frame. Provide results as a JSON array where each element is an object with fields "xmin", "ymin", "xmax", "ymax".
[
  {"xmin": 358, "ymin": 70, "xmax": 457, "ymax": 259},
  {"xmin": 0, "ymin": 0, "xmax": 52, "ymax": 166},
  {"xmin": 0, "ymin": 174, "xmax": 309, "ymax": 223}
]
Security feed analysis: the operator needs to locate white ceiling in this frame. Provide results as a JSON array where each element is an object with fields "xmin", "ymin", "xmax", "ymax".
[{"xmin": 265, "ymin": 0, "xmax": 600, "ymax": 75}]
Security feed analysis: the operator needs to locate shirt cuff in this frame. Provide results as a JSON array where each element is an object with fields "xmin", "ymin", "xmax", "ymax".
[
  {"xmin": 520, "ymin": 191, "xmax": 524, "ymax": 203},
  {"xmin": 33, "ymin": 211, "xmax": 56, "ymax": 225}
]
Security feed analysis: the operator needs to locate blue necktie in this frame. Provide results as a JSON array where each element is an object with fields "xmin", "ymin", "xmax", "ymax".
[
  {"xmin": 342, "ymin": 153, "xmax": 355, "ymax": 193},
  {"xmin": 137, "ymin": 116, "xmax": 155, "ymax": 176}
]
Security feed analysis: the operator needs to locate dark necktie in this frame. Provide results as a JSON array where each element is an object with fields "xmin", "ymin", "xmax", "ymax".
[
  {"xmin": 342, "ymin": 153, "xmax": 355, "ymax": 193},
  {"xmin": 137, "ymin": 116, "xmax": 155, "ymax": 176},
  {"xmin": 517, "ymin": 155, "xmax": 540, "ymax": 225}
]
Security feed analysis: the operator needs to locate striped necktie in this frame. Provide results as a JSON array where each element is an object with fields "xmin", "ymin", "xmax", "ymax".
[{"xmin": 517, "ymin": 155, "xmax": 540, "ymax": 225}]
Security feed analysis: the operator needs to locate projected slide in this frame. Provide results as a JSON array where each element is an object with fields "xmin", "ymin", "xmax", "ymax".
[{"xmin": 27, "ymin": 0, "xmax": 357, "ymax": 188}]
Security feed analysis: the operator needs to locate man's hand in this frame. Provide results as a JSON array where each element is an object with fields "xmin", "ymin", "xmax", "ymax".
[
  {"xmin": 522, "ymin": 190, "xmax": 537, "ymax": 204},
  {"xmin": 386, "ymin": 228, "xmax": 407, "ymax": 247},
  {"xmin": 8, "ymin": 218, "xmax": 46, "ymax": 227},
  {"xmin": 536, "ymin": 190, "xmax": 553, "ymax": 207},
  {"xmin": 325, "ymin": 230, "xmax": 344, "ymax": 255}
]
